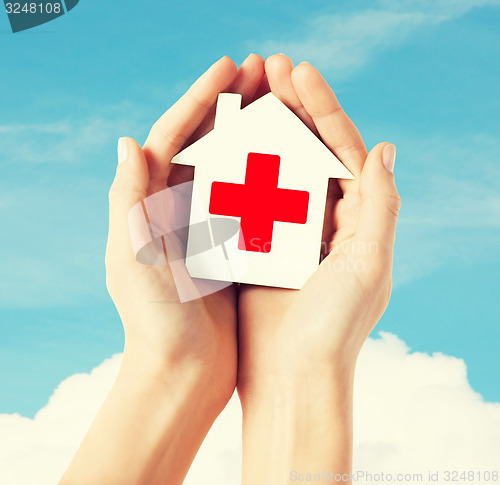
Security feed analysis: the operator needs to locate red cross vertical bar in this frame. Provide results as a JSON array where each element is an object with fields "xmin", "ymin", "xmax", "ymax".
[{"xmin": 209, "ymin": 152, "xmax": 309, "ymax": 253}]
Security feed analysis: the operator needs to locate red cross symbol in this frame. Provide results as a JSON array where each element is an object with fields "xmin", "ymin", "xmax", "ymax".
[{"xmin": 208, "ymin": 152, "xmax": 309, "ymax": 253}]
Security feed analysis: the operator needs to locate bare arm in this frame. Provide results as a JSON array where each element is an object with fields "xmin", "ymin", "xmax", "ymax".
[
  {"xmin": 240, "ymin": 368, "xmax": 354, "ymax": 484},
  {"xmin": 237, "ymin": 55, "xmax": 400, "ymax": 485},
  {"xmin": 61, "ymin": 54, "xmax": 266, "ymax": 485},
  {"xmin": 60, "ymin": 350, "xmax": 223, "ymax": 485}
]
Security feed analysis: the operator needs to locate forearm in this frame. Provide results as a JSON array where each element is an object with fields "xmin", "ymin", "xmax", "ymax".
[
  {"xmin": 239, "ymin": 367, "xmax": 354, "ymax": 485},
  {"xmin": 60, "ymin": 347, "xmax": 221, "ymax": 485}
]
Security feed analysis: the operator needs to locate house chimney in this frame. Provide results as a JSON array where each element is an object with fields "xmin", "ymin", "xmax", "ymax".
[{"xmin": 214, "ymin": 93, "xmax": 242, "ymax": 131}]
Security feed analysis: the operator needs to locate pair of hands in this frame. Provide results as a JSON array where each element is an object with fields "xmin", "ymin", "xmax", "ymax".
[{"xmin": 105, "ymin": 53, "xmax": 400, "ymax": 424}]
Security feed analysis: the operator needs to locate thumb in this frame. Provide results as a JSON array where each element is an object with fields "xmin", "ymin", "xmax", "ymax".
[
  {"xmin": 355, "ymin": 143, "xmax": 401, "ymax": 261},
  {"xmin": 107, "ymin": 137, "xmax": 149, "ymax": 261}
]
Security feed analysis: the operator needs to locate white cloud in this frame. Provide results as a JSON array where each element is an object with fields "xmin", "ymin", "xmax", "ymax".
[
  {"xmin": 1, "ymin": 333, "xmax": 499, "ymax": 485},
  {"xmin": 353, "ymin": 333, "xmax": 500, "ymax": 475},
  {"xmin": 0, "ymin": 355, "xmax": 122, "ymax": 485},
  {"xmin": 256, "ymin": 0, "xmax": 500, "ymax": 78}
]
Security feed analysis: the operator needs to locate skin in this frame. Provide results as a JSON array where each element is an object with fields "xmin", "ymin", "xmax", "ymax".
[
  {"xmin": 60, "ymin": 53, "xmax": 400, "ymax": 485},
  {"xmin": 60, "ymin": 55, "xmax": 265, "ymax": 485},
  {"xmin": 237, "ymin": 54, "xmax": 401, "ymax": 484}
]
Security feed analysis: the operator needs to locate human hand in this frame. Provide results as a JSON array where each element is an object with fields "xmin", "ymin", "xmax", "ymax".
[
  {"xmin": 238, "ymin": 54, "xmax": 401, "ymax": 389},
  {"xmin": 236, "ymin": 55, "xmax": 401, "ymax": 483},
  {"xmin": 105, "ymin": 54, "xmax": 266, "ymax": 410},
  {"xmin": 61, "ymin": 55, "xmax": 270, "ymax": 485}
]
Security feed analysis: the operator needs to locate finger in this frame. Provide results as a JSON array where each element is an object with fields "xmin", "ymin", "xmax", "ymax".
[
  {"xmin": 167, "ymin": 54, "xmax": 266, "ymax": 187},
  {"xmin": 265, "ymin": 54, "xmax": 317, "ymax": 133},
  {"xmin": 189, "ymin": 53, "xmax": 265, "ymax": 142},
  {"xmin": 144, "ymin": 56, "xmax": 237, "ymax": 194},
  {"xmin": 229, "ymin": 53, "xmax": 266, "ymax": 106},
  {"xmin": 107, "ymin": 137, "xmax": 149, "ymax": 261},
  {"xmin": 254, "ymin": 71, "xmax": 271, "ymax": 99},
  {"xmin": 355, "ymin": 143, "xmax": 401, "ymax": 263},
  {"xmin": 291, "ymin": 62, "xmax": 367, "ymax": 182}
]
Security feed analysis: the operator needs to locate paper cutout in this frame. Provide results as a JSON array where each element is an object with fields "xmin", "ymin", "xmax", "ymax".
[{"xmin": 170, "ymin": 92, "xmax": 354, "ymax": 289}]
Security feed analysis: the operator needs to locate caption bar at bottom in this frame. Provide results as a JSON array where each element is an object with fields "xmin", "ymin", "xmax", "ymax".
[{"xmin": 290, "ymin": 470, "xmax": 499, "ymax": 482}]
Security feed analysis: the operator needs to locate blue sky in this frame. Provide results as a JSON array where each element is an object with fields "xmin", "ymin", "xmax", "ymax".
[{"xmin": 0, "ymin": 0, "xmax": 499, "ymax": 417}]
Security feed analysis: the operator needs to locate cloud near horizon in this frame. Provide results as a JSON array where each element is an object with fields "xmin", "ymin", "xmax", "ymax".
[{"xmin": 1, "ymin": 332, "xmax": 499, "ymax": 484}]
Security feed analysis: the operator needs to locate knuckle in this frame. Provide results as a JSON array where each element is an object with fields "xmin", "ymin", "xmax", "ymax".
[
  {"xmin": 314, "ymin": 103, "xmax": 344, "ymax": 120},
  {"xmin": 384, "ymin": 192, "xmax": 402, "ymax": 218},
  {"xmin": 342, "ymin": 137, "xmax": 367, "ymax": 157},
  {"xmin": 185, "ymin": 89, "xmax": 214, "ymax": 111},
  {"xmin": 149, "ymin": 121, "xmax": 187, "ymax": 151},
  {"xmin": 108, "ymin": 174, "xmax": 146, "ymax": 206},
  {"xmin": 363, "ymin": 192, "xmax": 402, "ymax": 219}
]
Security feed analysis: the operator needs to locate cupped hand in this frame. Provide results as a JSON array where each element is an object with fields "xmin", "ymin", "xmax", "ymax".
[
  {"xmin": 105, "ymin": 55, "xmax": 266, "ymax": 410},
  {"xmin": 237, "ymin": 54, "xmax": 401, "ymax": 395}
]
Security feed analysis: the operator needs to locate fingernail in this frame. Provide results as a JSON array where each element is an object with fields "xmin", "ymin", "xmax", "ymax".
[
  {"xmin": 383, "ymin": 144, "xmax": 396, "ymax": 173},
  {"xmin": 117, "ymin": 137, "xmax": 128, "ymax": 164}
]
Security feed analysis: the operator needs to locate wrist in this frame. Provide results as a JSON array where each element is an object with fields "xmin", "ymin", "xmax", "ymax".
[
  {"xmin": 238, "ymin": 346, "xmax": 356, "ymax": 405},
  {"xmin": 239, "ymin": 364, "xmax": 354, "ymax": 416},
  {"xmin": 239, "ymin": 367, "xmax": 355, "ymax": 485},
  {"xmin": 120, "ymin": 338, "xmax": 235, "ymax": 417}
]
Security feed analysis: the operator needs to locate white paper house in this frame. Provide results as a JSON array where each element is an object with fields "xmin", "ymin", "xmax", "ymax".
[{"xmin": 171, "ymin": 92, "xmax": 354, "ymax": 289}]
